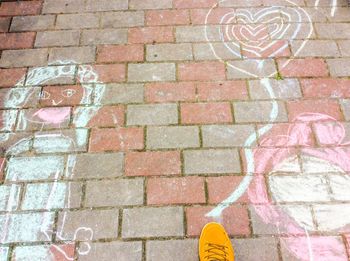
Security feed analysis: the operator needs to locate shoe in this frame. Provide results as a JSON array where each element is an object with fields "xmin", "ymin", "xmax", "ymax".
[{"xmin": 199, "ymin": 222, "xmax": 234, "ymax": 261}]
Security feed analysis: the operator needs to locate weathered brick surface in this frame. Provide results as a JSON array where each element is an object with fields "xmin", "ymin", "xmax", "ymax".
[
  {"xmin": 11, "ymin": 15, "xmax": 55, "ymax": 32},
  {"xmin": 85, "ymin": 179, "xmax": 144, "ymax": 207},
  {"xmin": 147, "ymin": 126, "xmax": 200, "ymax": 149},
  {"xmin": 57, "ymin": 209, "xmax": 119, "ymax": 240},
  {"xmin": 127, "ymin": 104, "xmax": 178, "ymax": 125},
  {"xmin": 184, "ymin": 149, "xmax": 241, "ymax": 174},
  {"xmin": 35, "ymin": 31, "xmax": 80, "ymax": 47},
  {"xmin": 122, "ymin": 207, "xmax": 184, "ymax": 238},
  {"xmin": 1, "ymin": 0, "xmax": 350, "ymax": 259},
  {"xmin": 0, "ymin": 49, "xmax": 48, "ymax": 68},
  {"xmin": 128, "ymin": 63, "xmax": 176, "ymax": 82}
]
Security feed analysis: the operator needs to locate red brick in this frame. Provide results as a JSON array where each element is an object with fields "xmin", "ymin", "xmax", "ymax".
[
  {"xmin": 84, "ymin": 105, "xmax": 125, "ymax": 127},
  {"xmin": 0, "ymin": 17, "xmax": 10, "ymax": 32},
  {"xmin": 125, "ymin": 151, "xmax": 181, "ymax": 176},
  {"xmin": 40, "ymin": 85, "xmax": 85, "ymax": 107},
  {"xmin": 89, "ymin": 127, "xmax": 144, "ymax": 152},
  {"xmin": 146, "ymin": 10, "xmax": 190, "ymax": 26},
  {"xmin": 97, "ymin": 44, "xmax": 144, "ymax": 63},
  {"xmin": 145, "ymin": 82, "xmax": 196, "ymax": 102},
  {"xmin": 174, "ymin": 0, "xmax": 218, "ymax": 8},
  {"xmin": 89, "ymin": 64, "xmax": 126, "ymax": 83},
  {"xmin": 287, "ymin": 100, "xmax": 343, "ymax": 121},
  {"xmin": 181, "ymin": 102, "xmax": 232, "ymax": 124},
  {"xmin": 0, "ymin": 68, "xmax": 26, "ymax": 88},
  {"xmin": 186, "ymin": 205, "xmax": 250, "ymax": 236},
  {"xmin": 49, "ymin": 243, "xmax": 75, "ymax": 261},
  {"xmin": 128, "ymin": 26, "xmax": 174, "ymax": 44},
  {"xmin": 207, "ymin": 176, "xmax": 249, "ymax": 204},
  {"xmin": 0, "ymin": 1, "xmax": 42, "ymax": 16},
  {"xmin": 0, "ymin": 32, "xmax": 35, "ymax": 50},
  {"xmin": 278, "ymin": 58, "xmax": 329, "ymax": 77},
  {"xmin": 178, "ymin": 62, "xmax": 226, "ymax": 81},
  {"xmin": 191, "ymin": 8, "xmax": 236, "ymax": 25},
  {"xmin": 242, "ymin": 40, "xmax": 291, "ymax": 58},
  {"xmin": 147, "ymin": 177, "xmax": 205, "ymax": 205},
  {"xmin": 197, "ymin": 81, "xmax": 248, "ymax": 101},
  {"xmin": 301, "ymin": 78, "xmax": 350, "ymax": 98}
]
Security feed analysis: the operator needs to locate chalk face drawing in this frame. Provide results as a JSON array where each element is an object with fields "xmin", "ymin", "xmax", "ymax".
[{"xmin": 0, "ymin": 61, "xmax": 105, "ymax": 260}]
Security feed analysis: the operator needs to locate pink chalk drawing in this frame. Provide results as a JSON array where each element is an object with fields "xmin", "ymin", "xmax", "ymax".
[
  {"xmin": 247, "ymin": 113, "xmax": 350, "ymax": 260},
  {"xmin": 0, "ymin": 61, "xmax": 106, "ymax": 260}
]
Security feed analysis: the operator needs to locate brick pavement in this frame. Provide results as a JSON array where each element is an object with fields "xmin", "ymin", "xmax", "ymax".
[{"xmin": 0, "ymin": 0, "xmax": 350, "ymax": 260}]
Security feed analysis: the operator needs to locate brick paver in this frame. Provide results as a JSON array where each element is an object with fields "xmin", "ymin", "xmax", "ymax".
[{"xmin": 1, "ymin": 0, "xmax": 350, "ymax": 260}]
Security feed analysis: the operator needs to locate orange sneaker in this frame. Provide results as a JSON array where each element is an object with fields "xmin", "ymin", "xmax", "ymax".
[{"xmin": 199, "ymin": 222, "xmax": 234, "ymax": 261}]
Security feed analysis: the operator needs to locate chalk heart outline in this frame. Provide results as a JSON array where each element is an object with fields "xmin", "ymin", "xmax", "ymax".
[
  {"xmin": 205, "ymin": 0, "xmax": 313, "ymax": 78},
  {"xmin": 227, "ymin": 9, "xmax": 288, "ymax": 57}
]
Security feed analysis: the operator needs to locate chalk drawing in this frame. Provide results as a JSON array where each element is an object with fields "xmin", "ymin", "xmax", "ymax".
[
  {"xmin": 205, "ymin": 0, "xmax": 313, "ymax": 217},
  {"xmin": 0, "ymin": 60, "xmax": 106, "ymax": 259}
]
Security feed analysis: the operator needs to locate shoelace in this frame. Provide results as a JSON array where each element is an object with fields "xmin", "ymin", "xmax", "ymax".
[{"xmin": 205, "ymin": 243, "xmax": 229, "ymax": 261}]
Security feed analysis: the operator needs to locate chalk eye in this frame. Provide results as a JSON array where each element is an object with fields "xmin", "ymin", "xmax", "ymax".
[
  {"xmin": 40, "ymin": 90, "xmax": 50, "ymax": 100},
  {"xmin": 61, "ymin": 89, "xmax": 76, "ymax": 98}
]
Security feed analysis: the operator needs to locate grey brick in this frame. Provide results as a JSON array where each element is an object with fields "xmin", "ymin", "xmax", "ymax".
[
  {"xmin": 146, "ymin": 43, "xmax": 193, "ymax": 61},
  {"xmin": 202, "ymin": 125, "xmax": 257, "ymax": 147},
  {"xmin": 11, "ymin": 15, "xmax": 56, "ymax": 32},
  {"xmin": 57, "ymin": 209, "xmax": 119, "ymax": 240},
  {"xmin": 291, "ymin": 40, "xmax": 340, "ymax": 57},
  {"xmin": 232, "ymin": 237, "xmax": 279, "ymax": 261},
  {"xmin": 129, "ymin": 0, "xmax": 172, "ymax": 9},
  {"xmin": 122, "ymin": 207, "xmax": 184, "ymax": 238},
  {"xmin": 100, "ymin": 84, "xmax": 144, "ymax": 104},
  {"xmin": 0, "ymin": 185, "xmax": 21, "ymax": 211},
  {"xmin": 43, "ymin": 0, "xmax": 85, "ymax": 13},
  {"xmin": 327, "ymin": 58, "xmax": 350, "ymax": 77},
  {"xmin": 315, "ymin": 23, "xmax": 350, "ymax": 39},
  {"xmin": 128, "ymin": 63, "xmax": 176, "ymax": 82},
  {"xmin": 338, "ymin": 40, "xmax": 350, "ymax": 57},
  {"xmin": 194, "ymin": 42, "xmax": 240, "ymax": 60},
  {"xmin": 234, "ymin": 101, "xmax": 288, "ymax": 123},
  {"xmin": 49, "ymin": 46, "xmax": 95, "ymax": 64},
  {"xmin": 56, "ymin": 13, "xmax": 100, "ymax": 29},
  {"xmin": 67, "ymin": 153, "xmax": 124, "ymax": 179},
  {"xmin": 176, "ymin": 25, "xmax": 221, "ymax": 42},
  {"xmin": 81, "ymin": 29, "xmax": 127, "ymax": 45},
  {"xmin": 146, "ymin": 240, "xmax": 198, "ymax": 261},
  {"xmin": 35, "ymin": 30, "xmax": 80, "ymax": 47},
  {"xmin": 0, "ymin": 49, "xmax": 48, "ymax": 68},
  {"xmin": 227, "ymin": 59, "xmax": 276, "ymax": 79},
  {"xmin": 101, "ymin": 11, "xmax": 144, "ymax": 28},
  {"xmin": 85, "ymin": 179, "xmax": 144, "ymax": 207},
  {"xmin": 147, "ymin": 126, "xmax": 200, "ymax": 149},
  {"xmin": 127, "ymin": 104, "xmax": 178, "ymax": 126},
  {"xmin": 340, "ymin": 99, "xmax": 350, "ymax": 120},
  {"xmin": 249, "ymin": 79, "xmax": 302, "ymax": 99},
  {"xmin": 78, "ymin": 241, "xmax": 142, "ymax": 261},
  {"xmin": 184, "ymin": 149, "xmax": 241, "ymax": 174},
  {"xmin": 85, "ymin": 0, "xmax": 128, "ymax": 12}
]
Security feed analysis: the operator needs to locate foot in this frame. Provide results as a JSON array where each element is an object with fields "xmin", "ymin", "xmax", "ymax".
[{"xmin": 199, "ymin": 222, "xmax": 235, "ymax": 261}]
